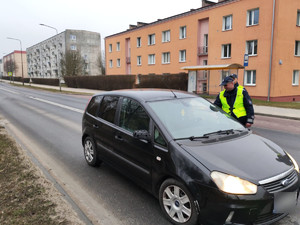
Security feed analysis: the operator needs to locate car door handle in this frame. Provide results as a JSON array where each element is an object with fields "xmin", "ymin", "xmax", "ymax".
[
  {"xmin": 93, "ymin": 124, "xmax": 99, "ymax": 128},
  {"xmin": 115, "ymin": 135, "xmax": 123, "ymax": 141}
]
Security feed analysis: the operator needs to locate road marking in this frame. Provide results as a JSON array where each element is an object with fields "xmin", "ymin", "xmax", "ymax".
[
  {"xmin": 29, "ymin": 96, "xmax": 84, "ymax": 114},
  {"xmin": 0, "ymin": 87, "xmax": 20, "ymax": 95}
]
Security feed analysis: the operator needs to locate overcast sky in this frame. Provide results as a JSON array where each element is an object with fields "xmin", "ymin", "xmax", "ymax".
[{"xmin": 0, "ymin": 0, "xmax": 221, "ymax": 56}]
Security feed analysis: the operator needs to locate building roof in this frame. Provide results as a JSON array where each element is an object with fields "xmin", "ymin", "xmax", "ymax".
[{"xmin": 105, "ymin": 0, "xmax": 235, "ymax": 39}]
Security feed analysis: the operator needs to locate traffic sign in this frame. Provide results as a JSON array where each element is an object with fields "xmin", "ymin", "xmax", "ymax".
[{"xmin": 244, "ymin": 54, "xmax": 249, "ymax": 67}]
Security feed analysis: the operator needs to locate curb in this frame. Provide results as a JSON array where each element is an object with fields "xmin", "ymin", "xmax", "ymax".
[{"xmin": 255, "ymin": 113, "xmax": 300, "ymax": 121}]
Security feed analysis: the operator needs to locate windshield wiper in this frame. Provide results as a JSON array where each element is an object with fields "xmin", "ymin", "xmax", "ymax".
[
  {"xmin": 175, "ymin": 129, "xmax": 246, "ymax": 141},
  {"xmin": 174, "ymin": 135, "xmax": 209, "ymax": 141},
  {"xmin": 203, "ymin": 129, "xmax": 235, "ymax": 137}
]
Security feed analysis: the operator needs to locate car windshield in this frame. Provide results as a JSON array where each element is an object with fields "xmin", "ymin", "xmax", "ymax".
[{"xmin": 148, "ymin": 97, "xmax": 245, "ymax": 139}]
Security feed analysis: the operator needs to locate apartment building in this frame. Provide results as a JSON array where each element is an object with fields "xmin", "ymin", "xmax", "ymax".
[
  {"xmin": 27, "ymin": 29, "xmax": 101, "ymax": 78},
  {"xmin": 105, "ymin": 0, "xmax": 300, "ymax": 101},
  {"xmin": 0, "ymin": 59, "xmax": 3, "ymax": 77},
  {"xmin": 3, "ymin": 51, "xmax": 28, "ymax": 78}
]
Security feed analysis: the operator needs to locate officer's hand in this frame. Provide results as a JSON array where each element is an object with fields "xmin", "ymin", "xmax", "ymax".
[{"xmin": 245, "ymin": 123, "xmax": 252, "ymax": 128}]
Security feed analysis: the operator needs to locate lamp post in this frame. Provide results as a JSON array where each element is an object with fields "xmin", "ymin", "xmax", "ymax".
[
  {"xmin": 7, "ymin": 37, "xmax": 24, "ymax": 85},
  {"xmin": 39, "ymin": 23, "xmax": 61, "ymax": 91}
]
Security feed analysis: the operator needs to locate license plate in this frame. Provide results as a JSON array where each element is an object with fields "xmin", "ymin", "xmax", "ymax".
[{"xmin": 273, "ymin": 191, "xmax": 298, "ymax": 213}]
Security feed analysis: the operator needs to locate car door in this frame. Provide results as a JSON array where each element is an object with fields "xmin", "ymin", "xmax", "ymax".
[
  {"xmin": 112, "ymin": 97, "xmax": 154, "ymax": 189},
  {"xmin": 93, "ymin": 95, "xmax": 120, "ymax": 157}
]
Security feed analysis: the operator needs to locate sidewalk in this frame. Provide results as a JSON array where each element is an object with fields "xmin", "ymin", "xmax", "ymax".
[
  {"xmin": 1, "ymin": 79, "xmax": 300, "ymax": 120},
  {"xmin": 254, "ymin": 105, "xmax": 300, "ymax": 120}
]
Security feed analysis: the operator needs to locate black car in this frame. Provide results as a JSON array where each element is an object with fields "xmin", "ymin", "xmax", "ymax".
[{"xmin": 82, "ymin": 89, "xmax": 300, "ymax": 225}]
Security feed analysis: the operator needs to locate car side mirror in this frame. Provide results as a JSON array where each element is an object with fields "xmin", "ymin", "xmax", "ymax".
[{"xmin": 133, "ymin": 130, "xmax": 151, "ymax": 142}]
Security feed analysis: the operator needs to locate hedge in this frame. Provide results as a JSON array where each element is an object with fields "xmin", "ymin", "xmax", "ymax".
[{"xmin": 64, "ymin": 73, "xmax": 188, "ymax": 91}]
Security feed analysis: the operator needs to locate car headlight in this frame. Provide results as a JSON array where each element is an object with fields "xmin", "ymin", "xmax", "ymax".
[
  {"xmin": 211, "ymin": 171, "xmax": 257, "ymax": 195},
  {"xmin": 286, "ymin": 152, "xmax": 299, "ymax": 173}
]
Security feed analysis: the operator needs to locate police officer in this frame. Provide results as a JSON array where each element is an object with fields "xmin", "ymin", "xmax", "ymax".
[
  {"xmin": 214, "ymin": 76, "xmax": 254, "ymax": 128},
  {"xmin": 229, "ymin": 74, "xmax": 239, "ymax": 88}
]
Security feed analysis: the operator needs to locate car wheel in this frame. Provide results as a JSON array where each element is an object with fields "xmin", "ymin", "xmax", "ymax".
[
  {"xmin": 159, "ymin": 179, "xmax": 198, "ymax": 225},
  {"xmin": 83, "ymin": 137, "xmax": 101, "ymax": 167}
]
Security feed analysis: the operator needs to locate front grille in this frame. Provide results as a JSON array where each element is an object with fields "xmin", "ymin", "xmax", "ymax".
[
  {"xmin": 261, "ymin": 170, "xmax": 298, "ymax": 193},
  {"xmin": 254, "ymin": 213, "xmax": 286, "ymax": 225}
]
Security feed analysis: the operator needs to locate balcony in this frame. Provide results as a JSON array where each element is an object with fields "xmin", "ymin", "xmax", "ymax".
[
  {"xmin": 198, "ymin": 46, "xmax": 208, "ymax": 56},
  {"xmin": 126, "ymin": 57, "xmax": 131, "ymax": 64}
]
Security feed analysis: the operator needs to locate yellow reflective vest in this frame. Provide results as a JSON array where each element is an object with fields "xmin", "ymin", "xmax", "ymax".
[{"xmin": 219, "ymin": 86, "xmax": 247, "ymax": 118}]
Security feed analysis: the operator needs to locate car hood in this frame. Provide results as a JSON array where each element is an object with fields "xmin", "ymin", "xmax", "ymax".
[{"xmin": 178, "ymin": 133, "xmax": 293, "ymax": 184}]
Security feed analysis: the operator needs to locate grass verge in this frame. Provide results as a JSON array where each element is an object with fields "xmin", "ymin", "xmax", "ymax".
[{"xmin": 0, "ymin": 122, "xmax": 83, "ymax": 225}]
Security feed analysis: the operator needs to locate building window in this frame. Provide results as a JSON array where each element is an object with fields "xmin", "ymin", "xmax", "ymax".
[
  {"xmin": 203, "ymin": 34, "xmax": 208, "ymax": 54},
  {"xmin": 116, "ymin": 42, "xmax": 120, "ymax": 51},
  {"xmin": 137, "ymin": 37, "xmax": 141, "ymax": 47},
  {"xmin": 203, "ymin": 60, "xmax": 208, "ymax": 78},
  {"xmin": 109, "ymin": 60, "xmax": 113, "ymax": 68},
  {"xmin": 295, "ymin": 41, "xmax": 300, "ymax": 56},
  {"xmin": 162, "ymin": 30, "xmax": 170, "ymax": 42},
  {"xmin": 244, "ymin": 70, "xmax": 256, "ymax": 85},
  {"xmin": 162, "ymin": 52, "xmax": 170, "ymax": 64},
  {"xmin": 137, "ymin": 56, "xmax": 142, "ymax": 65},
  {"xmin": 221, "ymin": 71, "xmax": 229, "ymax": 81},
  {"xmin": 70, "ymin": 45, "xmax": 77, "ymax": 51},
  {"xmin": 70, "ymin": 35, "xmax": 76, "ymax": 41},
  {"xmin": 117, "ymin": 59, "xmax": 121, "ymax": 67},
  {"xmin": 148, "ymin": 54, "xmax": 155, "ymax": 65},
  {"xmin": 293, "ymin": 70, "xmax": 299, "ymax": 85},
  {"xmin": 246, "ymin": 40, "xmax": 258, "ymax": 56},
  {"xmin": 109, "ymin": 44, "xmax": 112, "ymax": 52},
  {"xmin": 247, "ymin": 8, "xmax": 259, "ymax": 26},
  {"xmin": 297, "ymin": 10, "xmax": 300, "ymax": 26},
  {"xmin": 179, "ymin": 50, "xmax": 186, "ymax": 62},
  {"xmin": 223, "ymin": 15, "xmax": 232, "ymax": 31},
  {"xmin": 222, "ymin": 44, "xmax": 231, "ymax": 58},
  {"xmin": 148, "ymin": 34, "xmax": 155, "ymax": 45},
  {"xmin": 179, "ymin": 26, "xmax": 186, "ymax": 39}
]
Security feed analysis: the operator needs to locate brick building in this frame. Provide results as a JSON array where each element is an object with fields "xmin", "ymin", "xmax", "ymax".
[{"xmin": 105, "ymin": 0, "xmax": 300, "ymax": 101}]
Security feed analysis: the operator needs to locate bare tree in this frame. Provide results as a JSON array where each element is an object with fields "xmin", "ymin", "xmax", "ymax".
[
  {"xmin": 96, "ymin": 50, "xmax": 106, "ymax": 75},
  {"xmin": 3, "ymin": 59, "xmax": 18, "ymax": 75},
  {"xmin": 60, "ymin": 50, "xmax": 86, "ymax": 76}
]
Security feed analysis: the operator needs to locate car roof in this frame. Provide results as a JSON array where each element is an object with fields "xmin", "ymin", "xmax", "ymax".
[{"xmin": 94, "ymin": 89, "xmax": 197, "ymax": 102}]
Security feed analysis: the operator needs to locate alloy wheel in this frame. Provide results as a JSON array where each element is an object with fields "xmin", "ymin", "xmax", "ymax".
[{"xmin": 162, "ymin": 184, "xmax": 192, "ymax": 223}]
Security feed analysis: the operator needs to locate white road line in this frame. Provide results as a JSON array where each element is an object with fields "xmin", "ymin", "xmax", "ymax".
[
  {"xmin": 0, "ymin": 87, "xmax": 20, "ymax": 95},
  {"xmin": 29, "ymin": 96, "xmax": 84, "ymax": 114}
]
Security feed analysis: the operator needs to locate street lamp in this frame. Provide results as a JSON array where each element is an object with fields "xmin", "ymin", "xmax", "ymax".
[
  {"xmin": 7, "ymin": 37, "xmax": 24, "ymax": 85},
  {"xmin": 39, "ymin": 23, "xmax": 58, "ymax": 35},
  {"xmin": 39, "ymin": 23, "xmax": 61, "ymax": 91}
]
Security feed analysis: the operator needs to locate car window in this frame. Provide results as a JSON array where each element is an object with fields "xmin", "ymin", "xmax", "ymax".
[
  {"xmin": 154, "ymin": 126, "xmax": 167, "ymax": 147},
  {"xmin": 86, "ymin": 96, "xmax": 102, "ymax": 116},
  {"xmin": 119, "ymin": 98, "xmax": 150, "ymax": 133},
  {"xmin": 98, "ymin": 96, "xmax": 119, "ymax": 124}
]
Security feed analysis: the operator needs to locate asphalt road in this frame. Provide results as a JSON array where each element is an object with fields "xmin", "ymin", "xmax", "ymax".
[{"xmin": 0, "ymin": 82, "xmax": 299, "ymax": 225}]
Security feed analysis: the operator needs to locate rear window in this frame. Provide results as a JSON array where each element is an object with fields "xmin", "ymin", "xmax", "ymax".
[
  {"xmin": 86, "ymin": 96, "xmax": 102, "ymax": 116},
  {"xmin": 99, "ymin": 96, "xmax": 119, "ymax": 124}
]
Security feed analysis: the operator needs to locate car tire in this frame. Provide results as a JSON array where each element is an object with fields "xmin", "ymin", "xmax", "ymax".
[
  {"xmin": 83, "ymin": 137, "xmax": 102, "ymax": 167},
  {"xmin": 159, "ymin": 179, "xmax": 198, "ymax": 225}
]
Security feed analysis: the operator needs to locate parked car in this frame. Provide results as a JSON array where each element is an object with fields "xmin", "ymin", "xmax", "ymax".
[{"xmin": 82, "ymin": 89, "xmax": 300, "ymax": 225}]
